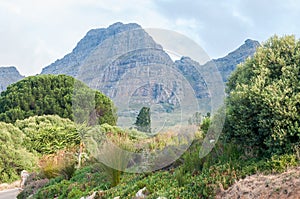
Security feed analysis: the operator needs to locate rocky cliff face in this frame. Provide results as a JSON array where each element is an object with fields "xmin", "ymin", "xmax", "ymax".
[
  {"xmin": 213, "ymin": 39, "xmax": 260, "ymax": 82},
  {"xmin": 39, "ymin": 22, "xmax": 260, "ymax": 122},
  {"xmin": 42, "ymin": 23, "xmax": 183, "ymax": 113},
  {"xmin": 41, "ymin": 22, "xmax": 142, "ymax": 76},
  {"xmin": 41, "ymin": 23, "xmax": 259, "ymax": 93},
  {"xmin": 0, "ymin": 66, "xmax": 24, "ymax": 93}
]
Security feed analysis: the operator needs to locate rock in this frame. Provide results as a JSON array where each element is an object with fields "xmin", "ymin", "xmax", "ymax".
[
  {"xmin": 135, "ymin": 187, "xmax": 147, "ymax": 198},
  {"xmin": 0, "ymin": 66, "xmax": 24, "ymax": 93},
  {"xmin": 20, "ymin": 170, "xmax": 29, "ymax": 189},
  {"xmin": 40, "ymin": 22, "xmax": 259, "ymax": 119},
  {"xmin": 113, "ymin": 197, "xmax": 120, "ymax": 199},
  {"xmin": 81, "ymin": 190, "xmax": 104, "ymax": 199},
  {"xmin": 157, "ymin": 197, "xmax": 167, "ymax": 199},
  {"xmin": 41, "ymin": 22, "xmax": 143, "ymax": 77},
  {"xmin": 212, "ymin": 39, "xmax": 260, "ymax": 82}
]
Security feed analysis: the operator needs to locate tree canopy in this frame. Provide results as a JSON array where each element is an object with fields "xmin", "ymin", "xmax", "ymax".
[
  {"xmin": 134, "ymin": 107, "xmax": 151, "ymax": 134},
  {"xmin": 225, "ymin": 35, "xmax": 300, "ymax": 156},
  {"xmin": 0, "ymin": 74, "xmax": 117, "ymax": 125}
]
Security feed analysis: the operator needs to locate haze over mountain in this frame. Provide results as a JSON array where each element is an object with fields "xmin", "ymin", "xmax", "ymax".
[
  {"xmin": 0, "ymin": 66, "xmax": 24, "ymax": 93},
  {"xmin": 1, "ymin": 22, "xmax": 259, "ymax": 123},
  {"xmin": 41, "ymin": 22, "xmax": 259, "ymax": 98}
]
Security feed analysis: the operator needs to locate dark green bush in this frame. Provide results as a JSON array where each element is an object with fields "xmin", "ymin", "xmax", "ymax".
[
  {"xmin": 0, "ymin": 74, "xmax": 117, "ymax": 125},
  {"xmin": 225, "ymin": 35, "xmax": 300, "ymax": 156}
]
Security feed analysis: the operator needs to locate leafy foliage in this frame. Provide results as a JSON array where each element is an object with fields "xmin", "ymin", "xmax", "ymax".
[
  {"xmin": 15, "ymin": 115, "xmax": 80, "ymax": 154},
  {"xmin": 225, "ymin": 35, "xmax": 300, "ymax": 156},
  {"xmin": 33, "ymin": 150, "xmax": 298, "ymax": 199},
  {"xmin": 135, "ymin": 107, "xmax": 151, "ymax": 133},
  {"xmin": 0, "ymin": 74, "xmax": 117, "ymax": 125},
  {"xmin": 30, "ymin": 165, "xmax": 109, "ymax": 199},
  {"xmin": 0, "ymin": 122, "xmax": 38, "ymax": 183}
]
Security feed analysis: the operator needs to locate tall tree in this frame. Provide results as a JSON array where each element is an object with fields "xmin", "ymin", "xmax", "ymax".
[
  {"xmin": 225, "ymin": 35, "xmax": 300, "ymax": 156},
  {"xmin": 135, "ymin": 107, "xmax": 151, "ymax": 134}
]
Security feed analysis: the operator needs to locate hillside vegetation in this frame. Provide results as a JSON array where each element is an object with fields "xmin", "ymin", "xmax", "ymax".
[
  {"xmin": 0, "ymin": 35, "xmax": 299, "ymax": 199},
  {"xmin": 0, "ymin": 74, "xmax": 117, "ymax": 125}
]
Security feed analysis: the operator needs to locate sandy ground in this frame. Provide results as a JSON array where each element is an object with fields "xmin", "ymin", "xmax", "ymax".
[{"xmin": 216, "ymin": 166, "xmax": 300, "ymax": 199}]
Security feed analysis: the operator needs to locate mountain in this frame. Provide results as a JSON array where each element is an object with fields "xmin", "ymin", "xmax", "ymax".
[
  {"xmin": 213, "ymin": 39, "xmax": 260, "ymax": 82},
  {"xmin": 0, "ymin": 66, "xmax": 24, "ymax": 93},
  {"xmin": 39, "ymin": 22, "xmax": 260, "ymax": 126},
  {"xmin": 41, "ymin": 22, "xmax": 143, "ymax": 76},
  {"xmin": 41, "ymin": 22, "xmax": 259, "ymax": 90},
  {"xmin": 42, "ymin": 22, "xmax": 182, "ymax": 110}
]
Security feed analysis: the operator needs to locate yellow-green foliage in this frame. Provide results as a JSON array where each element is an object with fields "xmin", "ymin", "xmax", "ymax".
[
  {"xmin": 15, "ymin": 115, "xmax": 80, "ymax": 154},
  {"xmin": 0, "ymin": 122, "xmax": 38, "ymax": 183}
]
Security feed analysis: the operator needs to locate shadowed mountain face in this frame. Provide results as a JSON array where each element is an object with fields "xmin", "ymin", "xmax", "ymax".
[{"xmin": 0, "ymin": 66, "xmax": 24, "ymax": 93}]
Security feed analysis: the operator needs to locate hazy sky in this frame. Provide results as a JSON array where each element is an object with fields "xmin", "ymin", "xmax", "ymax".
[{"xmin": 1, "ymin": 0, "xmax": 300, "ymax": 76}]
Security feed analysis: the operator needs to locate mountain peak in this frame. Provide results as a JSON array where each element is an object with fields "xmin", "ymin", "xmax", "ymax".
[
  {"xmin": 245, "ymin": 38, "xmax": 260, "ymax": 45},
  {"xmin": 0, "ymin": 66, "xmax": 24, "ymax": 76},
  {"xmin": 42, "ymin": 22, "xmax": 145, "ymax": 76},
  {"xmin": 0, "ymin": 66, "xmax": 24, "ymax": 93},
  {"xmin": 107, "ymin": 22, "xmax": 141, "ymax": 30},
  {"xmin": 213, "ymin": 39, "xmax": 260, "ymax": 82}
]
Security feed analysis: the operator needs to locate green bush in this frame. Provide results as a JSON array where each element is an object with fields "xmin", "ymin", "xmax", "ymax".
[
  {"xmin": 225, "ymin": 35, "xmax": 300, "ymax": 156},
  {"xmin": 16, "ymin": 115, "xmax": 80, "ymax": 154},
  {"xmin": 0, "ymin": 122, "xmax": 38, "ymax": 183},
  {"xmin": 34, "ymin": 164, "xmax": 109, "ymax": 199},
  {"xmin": 0, "ymin": 74, "xmax": 117, "ymax": 125}
]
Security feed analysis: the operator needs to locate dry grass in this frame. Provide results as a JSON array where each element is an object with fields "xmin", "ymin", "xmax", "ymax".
[{"xmin": 216, "ymin": 166, "xmax": 300, "ymax": 199}]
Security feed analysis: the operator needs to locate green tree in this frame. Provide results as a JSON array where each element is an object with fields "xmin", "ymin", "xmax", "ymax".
[
  {"xmin": 134, "ymin": 107, "xmax": 151, "ymax": 134},
  {"xmin": 225, "ymin": 35, "xmax": 300, "ymax": 156},
  {"xmin": 0, "ymin": 74, "xmax": 117, "ymax": 125}
]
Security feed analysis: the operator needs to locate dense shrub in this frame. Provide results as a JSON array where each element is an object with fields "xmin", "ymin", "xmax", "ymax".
[
  {"xmin": 0, "ymin": 74, "xmax": 117, "ymax": 125},
  {"xmin": 0, "ymin": 122, "xmax": 37, "ymax": 183},
  {"xmin": 15, "ymin": 115, "xmax": 80, "ymax": 154},
  {"xmin": 225, "ymin": 35, "xmax": 300, "ymax": 156}
]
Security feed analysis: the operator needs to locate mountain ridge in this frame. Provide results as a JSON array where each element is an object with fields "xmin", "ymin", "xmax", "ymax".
[
  {"xmin": 41, "ymin": 22, "xmax": 143, "ymax": 76},
  {"xmin": 1, "ymin": 23, "xmax": 260, "ymax": 107},
  {"xmin": 41, "ymin": 22, "xmax": 260, "ymax": 84},
  {"xmin": 0, "ymin": 66, "xmax": 24, "ymax": 93}
]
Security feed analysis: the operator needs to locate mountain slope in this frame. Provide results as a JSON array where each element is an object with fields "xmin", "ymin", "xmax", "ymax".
[
  {"xmin": 41, "ymin": 22, "xmax": 259, "ymax": 97},
  {"xmin": 213, "ymin": 39, "xmax": 260, "ymax": 82},
  {"xmin": 41, "ymin": 22, "xmax": 143, "ymax": 77},
  {"xmin": 39, "ymin": 22, "xmax": 260, "ymax": 125},
  {"xmin": 0, "ymin": 66, "xmax": 24, "ymax": 93}
]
